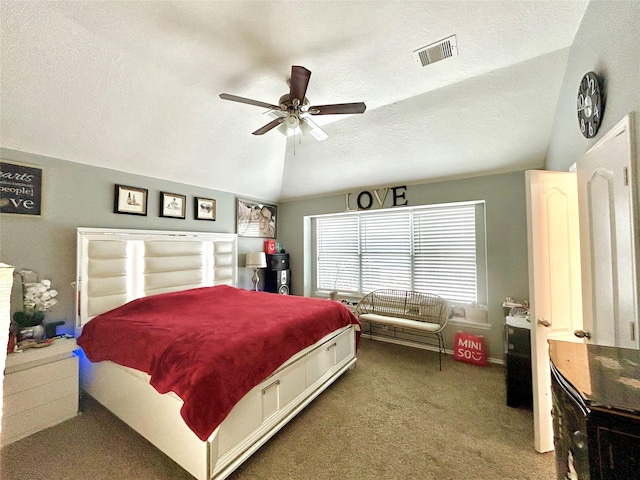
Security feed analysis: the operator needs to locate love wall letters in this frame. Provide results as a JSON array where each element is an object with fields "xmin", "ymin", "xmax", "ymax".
[{"xmin": 344, "ymin": 185, "xmax": 407, "ymax": 211}]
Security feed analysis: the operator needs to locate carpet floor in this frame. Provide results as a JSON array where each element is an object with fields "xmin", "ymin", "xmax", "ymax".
[{"xmin": 1, "ymin": 338, "xmax": 555, "ymax": 479}]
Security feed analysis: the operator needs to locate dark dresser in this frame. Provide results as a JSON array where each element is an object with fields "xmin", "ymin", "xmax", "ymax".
[{"xmin": 549, "ymin": 340, "xmax": 640, "ymax": 479}]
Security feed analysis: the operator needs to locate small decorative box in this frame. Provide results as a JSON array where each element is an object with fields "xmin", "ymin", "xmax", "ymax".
[{"xmin": 264, "ymin": 240, "xmax": 276, "ymax": 254}]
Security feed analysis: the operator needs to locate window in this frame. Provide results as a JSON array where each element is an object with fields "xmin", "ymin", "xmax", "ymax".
[{"xmin": 314, "ymin": 201, "xmax": 486, "ymax": 304}]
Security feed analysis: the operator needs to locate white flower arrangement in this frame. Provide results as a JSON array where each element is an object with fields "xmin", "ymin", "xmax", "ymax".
[
  {"xmin": 24, "ymin": 278, "xmax": 59, "ymax": 312},
  {"xmin": 13, "ymin": 270, "xmax": 58, "ymax": 327}
]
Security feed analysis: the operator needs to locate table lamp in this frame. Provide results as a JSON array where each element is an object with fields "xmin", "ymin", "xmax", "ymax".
[{"xmin": 246, "ymin": 252, "xmax": 267, "ymax": 291}]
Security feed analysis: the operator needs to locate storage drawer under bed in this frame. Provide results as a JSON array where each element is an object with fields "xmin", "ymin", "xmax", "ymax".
[
  {"xmin": 215, "ymin": 325, "xmax": 355, "ymax": 458},
  {"xmin": 305, "ymin": 325, "xmax": 354, "ymax": 386}
]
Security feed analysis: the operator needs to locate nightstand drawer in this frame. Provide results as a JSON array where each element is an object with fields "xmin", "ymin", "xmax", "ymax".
[
  {"xmin": 3, "ymin": 364, "xmax": 78, "ymax": 416},
  {"xmin": 4, "ymin": 356, "xmax": 77, "ymax": 397},
  {"xmin": 1, "ymin": 355, "xmax": 79, "ymax": 446},
  {"xmin": 1, "ymin": 393, "xmax": 78, "ymax": 445}
]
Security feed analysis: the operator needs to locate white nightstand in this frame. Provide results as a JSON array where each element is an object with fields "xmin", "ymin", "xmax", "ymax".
[{"xmin": 1, "ymin": 337, "xmax": 79, "ymax": 446}]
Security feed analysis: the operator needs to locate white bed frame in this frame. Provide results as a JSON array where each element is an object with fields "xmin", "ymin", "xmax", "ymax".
[{"xmin": 75, "ymin": 228, "xmax": 357, "ymax": 480}]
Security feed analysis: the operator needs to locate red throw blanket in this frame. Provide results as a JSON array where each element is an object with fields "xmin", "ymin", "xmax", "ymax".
[{"xmin": 77, "ymin": 285, "xmax": 360, "ymax": 441}]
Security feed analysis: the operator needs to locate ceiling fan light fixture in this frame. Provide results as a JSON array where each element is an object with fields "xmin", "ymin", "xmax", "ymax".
[
  {"xmin": 277, "ymin": 115, "xmax": 300, "ymax": 136},
  {"xmin": 277, "ymin": 123, "xmax": 289, "ymax": 136},
  {"xmin": 299, "ymin": 119, "xmax": 312, "ymax": 136},
  {"xmin": 284, "ymin": 115, "xmax": 300, "ymax": 129}
]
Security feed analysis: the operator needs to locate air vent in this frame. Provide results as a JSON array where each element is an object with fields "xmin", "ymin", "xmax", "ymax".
[{"xmin": 414, "ymin": 35, "xmax": 458, "ymax": 67}]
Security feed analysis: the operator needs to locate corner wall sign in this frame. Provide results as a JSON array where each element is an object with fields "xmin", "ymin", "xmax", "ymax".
[
  {"xmin": 0, "ymin": 161, "xmax": 43, "ymax": 215},
  {"xmin": 344, "ymin": 185, "xmax": 407, "ymax": 211}
]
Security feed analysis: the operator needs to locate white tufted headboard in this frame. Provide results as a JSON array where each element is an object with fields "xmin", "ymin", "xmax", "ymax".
[{"xmin": 76, "ymin": 228, "xmax": 237, "ymax": 330}]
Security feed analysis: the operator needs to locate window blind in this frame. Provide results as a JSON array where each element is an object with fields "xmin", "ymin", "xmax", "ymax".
[
  {"xmin": 361, "ymin": 211, "xmax": 411, "ymax": 292},
  {"xmin": 413, "ymin": 204, "xmax": 477, "ymax": 302},
  {"xmin": 317, "ymin": 215, "xmax": 359, "ymax": 292},
  {"xmin": 315, "ymin": 202, "xmax": 483, "ymax": 304}
]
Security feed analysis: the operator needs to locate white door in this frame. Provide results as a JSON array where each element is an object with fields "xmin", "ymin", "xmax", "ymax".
[
  {"xmin": 576, "ymin": 115, "xmax": 639, "ymax": 349},
  {"xmin": 526, "ymin": 170, "xmax": 583, "ymax": 453}
]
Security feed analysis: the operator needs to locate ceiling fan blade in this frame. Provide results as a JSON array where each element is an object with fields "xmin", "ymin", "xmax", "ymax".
[
  {"xmin": 219, "ymin": 93, "xmax": 280, "ymax": 111},
  {"xmin": 308, "ymin": 102, "xmax": 367, "ymax": 115},
  {"xmin": 266, "ymin": 109, "xmax": 287, "ymax": 119},
  {"xmin": 289, "ymin": 66, "xmax": 311, "ymax": 103},
  {"xmin": 252, "ymin": 117, "xmax": 285, "ymax": 135},
  {"xmin": 300, "ymin": 117, "xmax": 328, "ymax": 141}
]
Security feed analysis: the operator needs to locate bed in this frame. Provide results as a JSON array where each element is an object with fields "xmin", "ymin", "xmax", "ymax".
[{"xmin": 75, "ymin": 227, "xmax": 360, "ymax": 480}]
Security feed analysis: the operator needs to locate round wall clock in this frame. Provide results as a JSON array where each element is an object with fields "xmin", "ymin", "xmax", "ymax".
[{"xmin": 577, "ymin": 71, "xmax": 603, "ymax": 138}]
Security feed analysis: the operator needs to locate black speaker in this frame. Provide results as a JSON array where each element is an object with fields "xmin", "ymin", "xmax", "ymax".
[
  {"xmin": 267, "ymin": 253, "xmax": 289, "ymax": 271},
  {"xmin": 264, "ymin": 269, "xmax": 290, "ymax": 295}
]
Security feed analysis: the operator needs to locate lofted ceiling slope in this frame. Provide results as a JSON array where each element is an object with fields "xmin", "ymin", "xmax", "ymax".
[{"xmin": 0, "ymin": 1, "xmax": 589, "ymax": 202}]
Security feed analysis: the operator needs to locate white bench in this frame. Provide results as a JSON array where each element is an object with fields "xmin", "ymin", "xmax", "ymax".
[{"xmin": 354, "ymin": 289, "xmax": 450, "ymax": 369}]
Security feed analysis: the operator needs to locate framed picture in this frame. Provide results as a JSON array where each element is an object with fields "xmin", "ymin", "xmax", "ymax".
[
  {"xmin": 114, "ymin": 184, "xmax": 148, "ymax": 216},
  {"xmin": 237, "ymin": 198, "xmax": 276, "ymax": 238},
  {"xmin": 195, "ymin": 197, "xmax": 216, "ymax": 221},
  {"xmin": 160, "ymin": 192, "xmax": 186, "ymax": 219},
  {"xmin": 0, "ymin": 160, "xmax": 43, "ymax": 216}
]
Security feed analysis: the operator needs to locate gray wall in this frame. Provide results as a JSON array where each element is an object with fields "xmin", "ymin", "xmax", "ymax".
[
  {"xmin": 0, "ymin": 148, "xmax": 270, "ymax": 334},
  {"xmin": 1, "ymin": 145, "xmax": 529, "ymax": 360},
  {"xmin": 546, "ymin": 0, "xmax": 640, "ymax": 179},
  {"xmin": 277, "ymin": 171, "xmax": 530, "ymax": 360},
  {"xmin": 2, "ymin": 145, "xmax": 530, "ymax": 359}
]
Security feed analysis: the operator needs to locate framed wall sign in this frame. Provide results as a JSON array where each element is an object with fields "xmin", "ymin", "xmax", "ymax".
[
  {"xmin": 0, "ymin": 160, "xmax": 43, "ymax": 216},
  {"xmin": 195, "ymin": 197, "xmax": 216, "ymax": 221},
  {"xmin": 160, "ymin": 192, "xmax": 186, "ymax": 219},
  {"xmin": 237, "ymin": 198, "xmax": 276, "ymax": 238},
  {"xmin": 114, "ymin": 184, "xmax": 148, "ymax": 216}
]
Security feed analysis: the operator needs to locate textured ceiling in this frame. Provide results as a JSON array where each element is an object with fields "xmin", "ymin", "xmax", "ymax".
[{"xmin": 0, "ymin": 1, "xmax": 589, "ymax": 201}]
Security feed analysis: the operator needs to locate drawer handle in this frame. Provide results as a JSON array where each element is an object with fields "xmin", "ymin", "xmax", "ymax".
[
  {"xmin": 326, "ymin": 342, "xmax": 337, "ymax": 351},
  {"xmin": 262, "ymin": 379, "xmax": 280, "ymax": 395}
]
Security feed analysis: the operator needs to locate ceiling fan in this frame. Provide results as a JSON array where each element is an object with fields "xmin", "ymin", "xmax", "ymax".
[{"xmin": 219, "ymin": 65, "xmax": 366, "ymax": 141}]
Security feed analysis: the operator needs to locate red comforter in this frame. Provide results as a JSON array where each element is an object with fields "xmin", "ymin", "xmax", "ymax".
[{"xmin": 77, "ymin": 285, "xmax": 360, "ymax": 441}]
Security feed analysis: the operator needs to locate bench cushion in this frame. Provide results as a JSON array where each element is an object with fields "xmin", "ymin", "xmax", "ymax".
[{"xmin": 359, "ymin": 313, "xmax": 442, "ymax": 332}]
